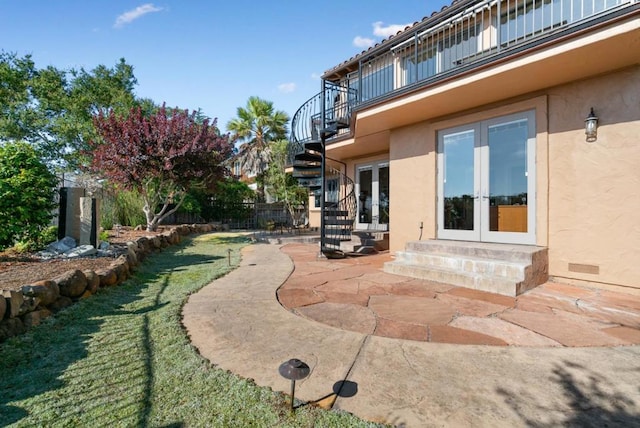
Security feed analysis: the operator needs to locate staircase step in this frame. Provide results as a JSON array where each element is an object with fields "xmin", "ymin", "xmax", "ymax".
[
  {"xmin": 296, "ymin": 177, "xmax": 322, "ymax": 188},
  {"xmin": 325, "ymin": 218, "xmax": 353, "ymax": 226},
  {"xmin": 339, "ymin": 233, "xmax": 389, "ymax": 253},
  {"xmin": 384, "ymin": 240, "xmax": 548, "ymax": 297},
  {"xmin": 304, "ymin": 141, "xmax": 323, "ymax": 152},
  {"xmin": 393, "ymin": 251, "xmax": 528, "ymax": 281},
  {"xmin": 327, "ymin": 118, "xmax": 350, "ymax": 129},
  {"xmin": 323, "ymin": 237, "xmax": 343, "ymax": 247},
  {"xmin": 384, "ymin": 262, "xmax": 520, "ymax": 296},
  {"xmin": 321, "ymin": 248, "xmax": 346, "ymax": 259},
  {"xmin": 292, "ymin": 166, "xmax": 322, "ymax": 178},
  {"xmin": 405, "ymin": 240, "xmax": 543, "ymax": 263},
  {"xmin": 324, "ymin": 210, "xmax": 348, "ymax": 217},
  {"xmin": 294, "ymin": 152, "xmax": 322, "ymax": 163}
]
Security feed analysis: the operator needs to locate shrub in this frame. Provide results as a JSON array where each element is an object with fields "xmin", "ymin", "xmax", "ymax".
[
  {"xmin": 0, "ymin": 141, "xmax": 57, "ymax": 250},
  {"xmin": 101, "ymin": 185, "xmax": 146, "ymax": 229}
]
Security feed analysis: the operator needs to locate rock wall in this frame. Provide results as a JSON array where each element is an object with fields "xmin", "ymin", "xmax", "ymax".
[{"xmin": 0, "ymin": 224, "xmax": 219, "ymax": 343}]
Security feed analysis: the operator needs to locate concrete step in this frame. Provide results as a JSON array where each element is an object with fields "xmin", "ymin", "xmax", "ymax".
[
  {"xmin": 384, "ymin": 240, "xmax": 548, "ymax": 297},
  {"xmin": 405, "ymin": 240, "xmax": 542, "ymax": 263},
  {"xmin": 384, "ymin": 261, "xmax": 521, "ymax": 296},
  {"xmin": 393, "ymin": 251, "xmax": 528, "ymax": 281}
]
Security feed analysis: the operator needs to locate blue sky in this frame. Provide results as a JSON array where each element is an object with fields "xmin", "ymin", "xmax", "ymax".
[{"xmin": 1, "ymin": 1, "xmax": 450, "ymax": 133}]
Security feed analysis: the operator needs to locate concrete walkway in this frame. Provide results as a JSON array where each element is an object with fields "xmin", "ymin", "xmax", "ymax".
[{"xmin": 182, "ymin": 243, "xmax": 640, "ymax": 427}]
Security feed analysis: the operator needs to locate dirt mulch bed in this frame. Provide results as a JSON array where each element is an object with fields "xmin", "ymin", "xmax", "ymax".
[{"xmin": 0, "ymin": 228, "xmax": 167, "ymax": 292}]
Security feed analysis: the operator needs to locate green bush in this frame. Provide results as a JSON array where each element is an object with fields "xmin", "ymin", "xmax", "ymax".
[
  {"xmin": 0, "ymin": 141, "xmax": 57, "ymax": 250},
  {"xmin": 10, "ymin": 225, "xmax": 57, "ymax": 253},
  {"xmin": 38, "ymin": 225, "xmax": 58, "ymax": 245},
  {"xmin": 101, "ymin": 185, "xmax": 146, "ymax": 229}
]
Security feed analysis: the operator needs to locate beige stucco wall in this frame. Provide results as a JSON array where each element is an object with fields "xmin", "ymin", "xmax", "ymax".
[
  {"xmin": 388, "ymin": 123, "xmax": 436, "ymax": 250},
  {"xmin": 385, "ymin": 67, "xmax": 640, "ymax": 290},
  {"xmin": 308, "ymin": 193, "xmax": 321, "ymax": 228},
  {"xmin": 547, "ymin": 66, "xmax": 640, "ymax": 289}
]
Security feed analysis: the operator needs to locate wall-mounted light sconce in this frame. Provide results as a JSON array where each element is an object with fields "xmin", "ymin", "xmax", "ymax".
[{"xmin": 585, "ymin": 107, "xmax": 598, "ymax": 142}]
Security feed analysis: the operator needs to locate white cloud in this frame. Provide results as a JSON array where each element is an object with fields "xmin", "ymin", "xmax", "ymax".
[
  {"xmin": 353, "ymin": 36, "xmax": 375, "ymax": 49},
  {"xmin": 278, "ymin": 82, "xmax": 296, "ymax": 93},
  {"xmin": 114, "ymin": 3, "xmax": 163, "ymax": 28},
  {"xmin": 310, "ymin": 72, "xmax": 321, "ymax": 80},
  {"xmin": 372, "ymin": 21, "xmax": 411, "ymax": 38}
]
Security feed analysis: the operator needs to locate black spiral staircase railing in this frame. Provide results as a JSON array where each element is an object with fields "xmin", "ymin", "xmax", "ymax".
[{"xmin": 289, "ymin": 82, "xmax": 357, "ymax": 257}]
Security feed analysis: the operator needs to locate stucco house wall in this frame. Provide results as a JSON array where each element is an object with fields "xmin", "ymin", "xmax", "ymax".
[
  {"xmin": 384, "ymin": 66, "xmax": 638, "ymax": 291},
  {"xmin": 547, "ymin": 66, "xmax": 640, "ymax": 289}
]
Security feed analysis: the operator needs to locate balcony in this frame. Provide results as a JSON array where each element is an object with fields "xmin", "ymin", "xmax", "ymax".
[{"xmin": 289, "ymin": 0, "xmax": 638, "ymax": 149}]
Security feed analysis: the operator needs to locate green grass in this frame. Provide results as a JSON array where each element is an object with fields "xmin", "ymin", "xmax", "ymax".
[{"xmin": 0, "ymin": 233, "xmax": 383, "ymax": 427}]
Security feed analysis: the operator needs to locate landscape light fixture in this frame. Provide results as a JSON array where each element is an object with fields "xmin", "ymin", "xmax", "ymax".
[
  {"xmin": 278, "ymin": 358, "xmax": 310, "ymax": 413},
  {"xmin": 585, "ymin": 107, "xmax": 598, "ymax": 142}
]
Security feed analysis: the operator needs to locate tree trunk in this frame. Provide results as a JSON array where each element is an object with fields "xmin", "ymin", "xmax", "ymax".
[{"xmin": 143, "ymin": 192, "xmax": 187, "ymax": 231}]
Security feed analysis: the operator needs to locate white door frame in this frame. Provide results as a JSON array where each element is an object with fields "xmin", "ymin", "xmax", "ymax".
[
  {"xmin": 355, "ymin": 160, "xmax": 389, "ymax": 230},
  {"xmin": 437, "ymin": 110, "xmax": 536, "ymax": 244}
]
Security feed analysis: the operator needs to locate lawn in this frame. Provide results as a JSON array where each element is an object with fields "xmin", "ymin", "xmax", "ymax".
[{"xmin": 0, "ymin": 233, "xmax": 383, "ymax": 427}]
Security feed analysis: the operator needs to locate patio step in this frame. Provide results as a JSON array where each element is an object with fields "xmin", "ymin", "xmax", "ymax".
[
  {"xmin": 340, "ymin": 231, "xmax": 389, "ymax": 253},
  {"xmin": 384, "ymin": 240, "xmax": 548, "ymax": 297}
]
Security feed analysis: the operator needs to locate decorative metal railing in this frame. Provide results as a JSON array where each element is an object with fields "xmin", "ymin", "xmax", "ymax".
[
  {"xmin": 342, "ymin": 0, "xmax": 635, "ymax": 105},
  {"xmin": 290, "ymin": 82, "xmax": 357, "ymax": 146},
  {"xmin": 322, "ymin": 164, "xmax": 357, "ymax": 252}
]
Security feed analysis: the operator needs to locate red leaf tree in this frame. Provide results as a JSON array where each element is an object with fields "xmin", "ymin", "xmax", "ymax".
[{"xmin": 89, "ymin": 104, "xmax": 233, "ymax": 231}]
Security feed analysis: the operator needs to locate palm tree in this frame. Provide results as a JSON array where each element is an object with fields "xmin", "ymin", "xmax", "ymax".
[{"xmin": 227, "ymin": 96, "xmax": 289, "ymax": 201}]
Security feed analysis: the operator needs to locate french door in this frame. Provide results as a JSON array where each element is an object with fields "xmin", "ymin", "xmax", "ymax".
[
  {"xmin": 356, "ymin": 161, "xmax": 389, "ymax": 230},
  {"xmin": 437, "ymin": 110, "xmax": 536, "ymax": 245}
]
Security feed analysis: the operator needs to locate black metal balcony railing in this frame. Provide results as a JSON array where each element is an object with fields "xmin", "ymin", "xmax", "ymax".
[
  {"xmin": 290, "ymin": 83, "xmax": 357, "ymax": 146},
  {"xmin": 349, "ymin": 0, "xmax": 634, "ymax": 109}
]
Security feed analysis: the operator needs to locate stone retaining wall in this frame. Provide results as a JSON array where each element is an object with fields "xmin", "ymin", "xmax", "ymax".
[{"xmin": 0, "ymin": 224, "xmax": 218, "ymax": 343}]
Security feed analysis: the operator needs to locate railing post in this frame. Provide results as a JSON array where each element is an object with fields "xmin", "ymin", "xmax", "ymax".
[
  {"xmin": 497, "ymin": 0, "xmax": 501, "ymax": 53},
  {"xmin": 358, "ymin": 59, "xmax": 363, "ymax": 102},
  {"xmin": 320, "ymin": 79, "xmax": 327, "ymax": 252}
]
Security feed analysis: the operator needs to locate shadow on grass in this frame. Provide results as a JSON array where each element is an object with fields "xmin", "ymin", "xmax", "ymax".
[
  {"xmin": 0, "ymin": 234, "xmax": 245, "ymax": 426},
  {"xmin": 497, "ymin": 359, "xmax": 640, "ymax": 427}
]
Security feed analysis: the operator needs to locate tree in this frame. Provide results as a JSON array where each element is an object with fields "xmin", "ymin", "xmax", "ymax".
[
  {"xmin": 88, "ymin": 105, "xmax": 233, "ymax": 231},
  {"xmin": 264, "ymin": 140, "xmax": 308, "ymax": 224},
  {"xmin": 0, "ymin": 52, "xmax": 139, "ymax": 167},
  {"xmin": 226, "ymin": 96, "xmax": 289, "ymax": 201},
  {"xmin": 0, "ymin": 141, "xmax": 57, "ymax": 250}
]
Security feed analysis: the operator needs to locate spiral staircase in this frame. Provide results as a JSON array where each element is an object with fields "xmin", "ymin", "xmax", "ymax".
[{"xmin": 289, "ymin": 82, "xmax": 357, "ymax": 258}]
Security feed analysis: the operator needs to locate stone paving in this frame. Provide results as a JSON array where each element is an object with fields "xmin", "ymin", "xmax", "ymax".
[
  {"xmin": 277, "ymin": 243, "xmax": 640, "ymax": 347},
  {"xmin": 183, "ymin": 242, "xmax": 640, "ymax": 426}
]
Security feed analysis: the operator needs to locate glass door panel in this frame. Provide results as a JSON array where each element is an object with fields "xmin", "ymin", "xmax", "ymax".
[
  {"xmin": 437, "ymin": 127, "xmax": 480, "ymax": 241},
  {"xmin": 378, "ymin": 164, "xmax": 390, "ymax": 225},
  {"xmin": 357, "ymin": 167, "xmax": 373, "ymax": 224},
  {"xmin": 438, "ymin": 110, "xmax": 536, "ymax": 244},
  {"xmin": 481, "ymin": 111, "xmax": 536, "ymax": 244},
  {"xmin": 488, "ymin": 119, "xmax": 528, "ymax": 233}
]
